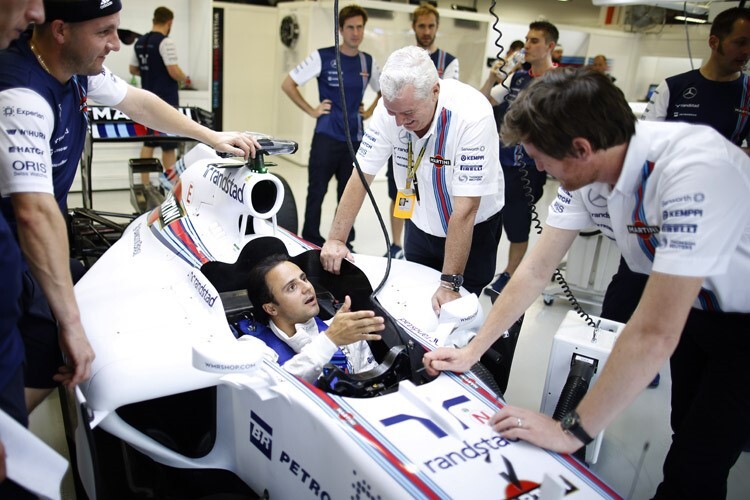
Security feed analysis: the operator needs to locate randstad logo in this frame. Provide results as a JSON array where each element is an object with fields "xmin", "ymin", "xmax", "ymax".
[{"xmin": 203, "ymin": 164, "xmax": 246, "ymax": 204}]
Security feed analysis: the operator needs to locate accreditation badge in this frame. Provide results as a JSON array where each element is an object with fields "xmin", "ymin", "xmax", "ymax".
[{"xmin": 393, "ymin": 189, "xmax": 416, "ymax": 219}]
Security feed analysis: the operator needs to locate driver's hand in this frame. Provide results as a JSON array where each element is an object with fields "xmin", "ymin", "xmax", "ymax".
[
  {"xmin": 431, "ymin": 286, "xmax": 461, "ymax": 316},
  {"xmin": 320, "ymin": 239, "xmax": 353, "ymax": 275},
  {"xmin": 422, "ymin": 346, "xmax": 477, "ymax": 377},
  {"xmin": 211, "ymin": 131, "xmax": 261, "ymax": 160},
  {"xmin": 325, "ymin": 296, "xmax": 384, "ymax": 346}
]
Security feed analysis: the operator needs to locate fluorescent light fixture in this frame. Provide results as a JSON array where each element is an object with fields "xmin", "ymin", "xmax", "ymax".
[{"xmin": 674, "ymin": 14, "xmax": 707, "ymax": 23}]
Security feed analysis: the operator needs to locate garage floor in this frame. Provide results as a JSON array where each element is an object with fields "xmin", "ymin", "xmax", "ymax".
[{"xmin": 28, "ymin": 154, "xmax": 748, "ymax": 499}]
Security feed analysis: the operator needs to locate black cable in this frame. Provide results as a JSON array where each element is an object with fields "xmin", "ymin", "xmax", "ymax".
[
  {"xmin": 485, "ymin": 1, "xmax": 597, "ymax": 328},
  {"xmin": 332, "ymin": 0, "xmax": 391, "ymax": 296}
]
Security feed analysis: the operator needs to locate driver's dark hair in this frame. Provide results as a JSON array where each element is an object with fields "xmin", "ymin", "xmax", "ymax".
[
  {"xmin": 246, "ymin": 253, "xmax": 289, "ymax": 324},
  {"xmin": 711, "ymin": 7, "xmax": 750, "ymax": 41},
  {"xmin": 339, "ymin": 4, "xmax": 368, "ymax": 29},
  {"xmin": 501, "ymin": 67, "xmax": 636, "ymax": 160}
]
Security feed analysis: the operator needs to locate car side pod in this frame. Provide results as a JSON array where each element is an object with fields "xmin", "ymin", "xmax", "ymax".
[{"xmin": 192, "ymin": 337, "xmax": 283, "ymax": 395}]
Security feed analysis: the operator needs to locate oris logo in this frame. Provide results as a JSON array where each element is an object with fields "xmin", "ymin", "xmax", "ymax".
[{"xmin": 12, "ymin": 160, "xmax": 46, "ymax": 174}]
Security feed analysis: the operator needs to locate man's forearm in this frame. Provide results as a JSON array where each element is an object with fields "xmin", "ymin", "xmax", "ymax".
[
  {"xmin": 327, "ymin": 172, "xmax": 373, "ymax": 242},
  {"xmin": 13, "ymin": 193, "xmax": 81, "ymax": 329},
  {"xmin": 281, "ymin": 76, "xmax": 315, "ymax": 117},
  {"xmin": 441, "ymin": 197, "xmax": 479, "ymax": 275},
  {"xmin": 575, "ymin": 273, "xmax": 701, "ymax": 436},
  {"xmin": 116, "ymin": 87, "xmax": 216, "ymax": 145}
]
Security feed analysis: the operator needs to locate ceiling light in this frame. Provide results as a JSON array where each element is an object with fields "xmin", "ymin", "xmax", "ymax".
[{"xmin": 674, "ymin": 14, "xmax": 707, "ymax": 23}]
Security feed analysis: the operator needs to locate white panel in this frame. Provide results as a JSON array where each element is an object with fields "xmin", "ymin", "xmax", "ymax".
[{"xmin": 218, "ymin": 3, "xmax": 280, "ymax": 134}]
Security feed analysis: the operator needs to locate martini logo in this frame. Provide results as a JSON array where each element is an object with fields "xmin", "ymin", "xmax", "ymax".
[
  {"xmin": 203, "ymin": 163, "xmax": 246, "ymax": 203},
  {"xmin": 627, "ymin": 222, "xmax": 659, "ymax": 239},
  {"xmin": 157, "ymin": 189, "xmax": 186, "ymax": 227},
  {"xmin": 250, "ymin": 411, "xmax": 273, "ymax": 460},
  {"xmin": 430, "ymin": 155, "xmax": 451, "ymax": 167},
  {"xmin": 90, "ymin": 107, "xmax": 131, "ymax": 121}
]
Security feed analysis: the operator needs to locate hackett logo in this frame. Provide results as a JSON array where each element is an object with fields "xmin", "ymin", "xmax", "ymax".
[{"xmin": 203, "ymin": 164, "xmax": 246, "ymax": 203}]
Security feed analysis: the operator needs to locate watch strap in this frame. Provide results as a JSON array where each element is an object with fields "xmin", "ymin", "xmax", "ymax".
[{"xmin": 562, "ymin": 410, "xmax": 594, "ymax": 446}]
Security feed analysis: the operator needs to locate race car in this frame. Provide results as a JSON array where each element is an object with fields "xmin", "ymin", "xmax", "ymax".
[{"xmin": 68, "ymin": 140, "xmax": 622, "ymax": 499}]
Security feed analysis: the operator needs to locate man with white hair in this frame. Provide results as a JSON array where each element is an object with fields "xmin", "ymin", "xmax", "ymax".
[{"xmin": 321, "ymin": 46, "xmax": 503, "ymax": 315}]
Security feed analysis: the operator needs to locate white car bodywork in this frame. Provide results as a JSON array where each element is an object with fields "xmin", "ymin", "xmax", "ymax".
[{"xmin": 72, "ymin": 144, "xmax": 622, "ymax": 499}]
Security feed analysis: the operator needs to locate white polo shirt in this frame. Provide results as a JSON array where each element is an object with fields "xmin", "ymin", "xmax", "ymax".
[
  {"xmin": 357, "ymin": 78, "xmax": 503, "ymax": 237},
  {"xmin": 546, "ymin": 121, "xmax": 750, "ymax": 313}
]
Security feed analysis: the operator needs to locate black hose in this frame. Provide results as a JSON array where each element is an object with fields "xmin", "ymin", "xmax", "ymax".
[{"xmin": 552, "ymin": 358, "xmax": 596, "ymax": 421}]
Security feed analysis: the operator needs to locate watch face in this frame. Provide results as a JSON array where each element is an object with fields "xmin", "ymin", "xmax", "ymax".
[{"xmin": 561, "ymin": 413, "xmax": 576, "ymax": 429}]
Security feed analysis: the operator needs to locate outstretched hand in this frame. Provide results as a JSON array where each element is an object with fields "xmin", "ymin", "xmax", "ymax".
[{"xmin": 325, "ymin": 296, "xmax": 385, "ymax": 346}]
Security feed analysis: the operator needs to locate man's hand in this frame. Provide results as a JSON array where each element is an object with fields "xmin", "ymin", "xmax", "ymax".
[
  {"xmin": 210, "ymin": 132, "xmax": 262, "ymax": 160},
  {"xmin": 312, "ymin": 99, "xmax": 332, "ymax": 118},
  {"xmin": 320, "ymin": 239, "xmax": 353, "ymax": 275},
  {"xmin": 53, "ymin": 322, "xmax": 95, "ymax": 388},
  {"xmin": 423, "ymin": 345, "xmax": 478, "ymax": 376},
  {"xmin": 488, "ymin": 405, "xmax": 583, "ymax": 454},
  {"xmin": 325, "ymin": 296, "xmax": 384, "ymax": 346},
  {"xmin": 431, "ymin": 286, "xmax": 461, "ymax": 315}
]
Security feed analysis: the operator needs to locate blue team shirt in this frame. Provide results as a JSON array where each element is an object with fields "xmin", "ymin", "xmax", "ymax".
[
  {"xmin": 0, "ymin": 33, "xmax": 89, "ymax": 229},
  {"xmin": 497, "ymin": 70, "xmax": 535, "ymax": 167},
  {"xmin": 430, "ymin": 49, "xmax": 456, "ymax": 79},
  {"xmin": 310, "ymin": 47, "xmax": 375, "ymax": 142},
  {"xmin": 134, "ymin": 32, "xmax": 179, "ymax": 107},
  {"xmin": 649, "ymin": 69, "xmax": 750, "ymax": 146}
]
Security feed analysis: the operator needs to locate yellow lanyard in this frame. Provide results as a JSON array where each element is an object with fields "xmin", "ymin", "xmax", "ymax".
[{"xmin": 406, "ymin": 139, "xmax": 427, "ymax": 190}]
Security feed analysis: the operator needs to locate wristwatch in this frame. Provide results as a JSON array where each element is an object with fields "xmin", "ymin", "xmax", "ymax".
[
  {"xmin": 440, "ymin": 273, "xmax": 464, "ymax": 292},
  {"xmin": 560, "ymin": 410, "xmax": 594, "ymax": 446}
]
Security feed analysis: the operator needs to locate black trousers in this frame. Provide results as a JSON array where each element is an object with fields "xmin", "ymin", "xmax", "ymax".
[
  {"xmin": 403, "ymin": 211, "xmax": 503, "ymax": 296},
  {"xmin": 654, "ymin": 308, "xmax": 750, "ymax": 499},
  {"xmin": 602, "ymin": 259, "xmax": 750, "ymax": 498},
  {"xmin": 301, "ymin": 133, "xmax": 358, "ymax": 247}
]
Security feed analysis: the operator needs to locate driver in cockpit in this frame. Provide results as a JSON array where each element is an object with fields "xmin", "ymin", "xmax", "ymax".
[{"xmin": 244, "ymin": 254, "xmax": 385, "ymax": 381}]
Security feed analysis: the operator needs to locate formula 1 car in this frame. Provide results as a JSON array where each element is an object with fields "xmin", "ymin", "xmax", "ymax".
[{"xmin": 67, "ymin": 140, "xmax": 622, "ymax": 499}]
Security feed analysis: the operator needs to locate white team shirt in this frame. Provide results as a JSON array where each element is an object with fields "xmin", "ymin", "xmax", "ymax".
[
  {"xmin": 546, "ymin": 121, "xmax": 750, "ymax": 313},
  {"xmin": 268, "ymin": 317, "xmax": 377, "ymax": 382},
  {"xmin": 357, "ymin": 78, "xmax": 503, "ymax": 237},
  {"xmin": 0, "ymin": 66, "xmax": 128, "ymax": 197}
]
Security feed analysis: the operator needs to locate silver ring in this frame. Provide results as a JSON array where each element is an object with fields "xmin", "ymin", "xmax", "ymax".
[{"xmin": 516, "ymin": 417, "xmax": 523, "ymax": 428}]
